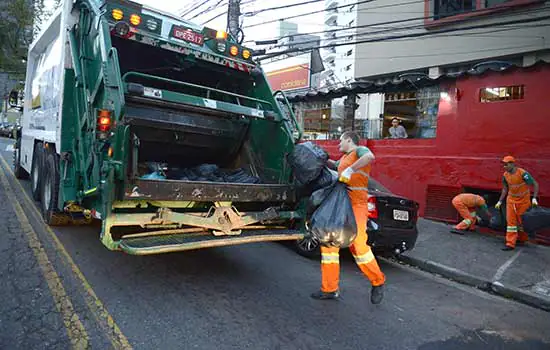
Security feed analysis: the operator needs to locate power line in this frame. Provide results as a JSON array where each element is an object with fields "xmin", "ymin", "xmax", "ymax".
[
  {"xmin": 254, "ymin": 1, "xmax": 548, "ymax": 45},
  {"xmin": 200, "ymin": 0, "xmax": 257, "ymax": 24},
  {"xmin": 244, "ymin": 0, "xmax": 377, "ymax": 29},
  {"xmin": 242, "ymin": 0, "xmax": 325, "ymax": 17},
  {"xmin": 259, "ymin": 14, "xmax": 550, "ymax": 59},
  {"xmin": 263, "ymin": 5, "xmax": 550, "ymax": 50},
  {"xmin": 180, "ymin": 0, "xmax": 213, "ymax": 18},
  {"xmin": 188, "ymin": 0, "xmax": 227, "ymax": 20}
]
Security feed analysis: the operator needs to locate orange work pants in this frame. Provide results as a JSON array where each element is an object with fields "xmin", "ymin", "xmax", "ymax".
[
  {"xmin": 320, "ymin": 202, "xmax": 386, "ymax": 293},
  {"xmin": 505, "ymin": 199, "xmax": 530, "ymax": 248},
  {"xmin": 451, "ymin": 197, "xmax": 476, "ymax": 230}
]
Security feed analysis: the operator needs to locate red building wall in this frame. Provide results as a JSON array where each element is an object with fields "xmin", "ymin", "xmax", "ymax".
[{"xmin": 315, "ymin": 65, "xmax": 550, "ymax": 239}]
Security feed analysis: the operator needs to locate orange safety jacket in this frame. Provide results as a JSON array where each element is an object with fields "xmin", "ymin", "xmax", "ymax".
[{"xmin": 504, "ymin": 168, "xmax": 531, "ymax": 204}]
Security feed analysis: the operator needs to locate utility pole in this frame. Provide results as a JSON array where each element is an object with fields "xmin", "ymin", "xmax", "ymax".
[{"xmin": 227, "ymin": 0, "xmax": 241, "ymax": 41}]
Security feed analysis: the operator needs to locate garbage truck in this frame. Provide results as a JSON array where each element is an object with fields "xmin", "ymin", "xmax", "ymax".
[{"xmin": 15, "ymin": 0, "xmax": 306, "ymax": 255}]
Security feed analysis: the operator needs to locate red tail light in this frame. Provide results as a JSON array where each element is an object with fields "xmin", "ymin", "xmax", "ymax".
[
  {"xmin": 367, "ymin": 195, "xmax": 378, "ymax": 219},
  {"xmin": 97, "ymin": 110, "xmax": 112, "ymax": 135}
]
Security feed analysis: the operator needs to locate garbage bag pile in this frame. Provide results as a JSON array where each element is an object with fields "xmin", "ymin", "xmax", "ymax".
[
  {"xmin": 522, "ymin": 207, "xmax": 550, "ymax": 236},
  {"xmin": 287, "ymin": 142, "xmax": 329, "ymax": 185},
  {"xmin": 310, "ymin": 182, "xmax": 357, "ymax": 248},
  {"xmin": 288, "ymin": 143, "xmax": 356, "ymax": 248},
  {"xmin": 140, "ymin": 162, "xmax": 261, "ymax": 184}
]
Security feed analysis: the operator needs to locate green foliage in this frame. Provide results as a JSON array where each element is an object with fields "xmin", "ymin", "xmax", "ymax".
[{"xmin": 0, "ymin": 0, "xmax": 35, "ymax": 78}]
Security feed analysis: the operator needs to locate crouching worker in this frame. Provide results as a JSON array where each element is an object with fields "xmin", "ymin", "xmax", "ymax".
[
  {"xmin": 311, "ymin": 131, "xmax": 386, "ymax": 304},
  {"xmin": 450, "ymin": 193, "xmax": 490, "ymax": 235}
]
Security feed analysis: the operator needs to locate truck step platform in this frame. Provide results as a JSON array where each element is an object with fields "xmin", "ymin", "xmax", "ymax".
[{"xmin": 118, "ymin": 229, "xmax": 304, "ymax": 255}]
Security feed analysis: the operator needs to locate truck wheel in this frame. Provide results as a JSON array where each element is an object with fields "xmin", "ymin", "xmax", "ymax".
[
  {"xmin": 30, "ymin": 143, "xmax": 44, "ymax": 201},
  {"xmin": 41, "ymin": 152, "xmax": 61, "ymax": 225},
  {"xmin": 13, "ymin": 138, "xmax": 28, "ymax": 179}
]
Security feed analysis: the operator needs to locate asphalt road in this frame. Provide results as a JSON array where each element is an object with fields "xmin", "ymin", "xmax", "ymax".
[{"xmin": 1, "ymin": 136, "xmax": 549, "ymax": 350}]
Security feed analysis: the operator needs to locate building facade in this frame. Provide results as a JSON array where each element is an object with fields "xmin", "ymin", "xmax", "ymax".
[
  {"xmin": 288, "ymin": 0, "xmax": 550, "ymax": 241},
  {"xmin": 321, "ymin": 0, "xmax": 360, "ymax": 88}
]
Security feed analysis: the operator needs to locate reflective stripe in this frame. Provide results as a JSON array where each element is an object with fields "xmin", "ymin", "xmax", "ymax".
[
  {"xmin": 321, "ymin": 252, "xmax": 340, "ymax": 264},
  {"xmin": 470, "ymin": 211, "xmax": 477, "ymax": 217},
  {"xmin": 321, "ymin": 255, "xmax": 340, "ymax": 264},
  {"xmin": 507, "ymin": 226, "xmax": 518, "ymax": 232},
  {"xmin": 356, "ymin": 170, "xmax": 369, "ymax": 177},
  {"xmin": 349, "ymin": 187, "xmax": 369, "ymax": 191},
  {"xmin": 353, "ymin": 250, "xmax": 375, "ymax": 265},
  {"xmin": 463, "ymin": 219, "xmax": 472, "ymax": 225}
]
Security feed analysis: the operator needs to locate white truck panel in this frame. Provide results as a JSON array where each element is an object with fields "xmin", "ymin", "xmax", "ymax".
[{"xmin": 20, "ymin": 4, "xmax": 71, "ymax": 172}]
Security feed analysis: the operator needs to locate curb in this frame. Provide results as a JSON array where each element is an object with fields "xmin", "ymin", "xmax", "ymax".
[{"xmin": 395, "ymin": 254, "xmax": 550, "ymax": 312}]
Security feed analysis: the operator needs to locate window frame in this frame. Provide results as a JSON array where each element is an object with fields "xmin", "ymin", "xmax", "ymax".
[
  {"xmin": 424, "ymin": 0, "xmax": 544, "ymax": 28},
  {"xmin": 479, "ymin": 85, "xmax": 525, "ymax": 103}
]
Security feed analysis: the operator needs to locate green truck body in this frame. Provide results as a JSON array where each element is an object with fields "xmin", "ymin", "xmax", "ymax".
[{"xmin": 17, "ymin": 0, "xmax": 306, "ymax": 255}]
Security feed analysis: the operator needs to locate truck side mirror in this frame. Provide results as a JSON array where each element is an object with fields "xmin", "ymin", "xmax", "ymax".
[{"xmin": 8, "ymin": 90, "xmax": 19, "ymax": 108}]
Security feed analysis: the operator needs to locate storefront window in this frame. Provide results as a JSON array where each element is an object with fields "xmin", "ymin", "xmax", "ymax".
[
  {"xmin": 381, "ymin": 86, "xmax": 440, "ymax": 139},
  {"xmin": 292, "ymin": 87, "xmax": 440, "ymax": 141}
]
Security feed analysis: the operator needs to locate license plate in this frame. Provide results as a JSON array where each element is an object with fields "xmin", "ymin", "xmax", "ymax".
[
  {"xmin": 393, "ymin": 209, "xmax": 409, "ymax": 221},
  {"xmin": 171, "ymin": 26, "xmax": 204, "ymax": 45}
]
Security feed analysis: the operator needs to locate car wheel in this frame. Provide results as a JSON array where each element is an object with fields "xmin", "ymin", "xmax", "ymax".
[
  {"xmin": 41, "ymin": 152, "xmax": 61, "ymax": 225},
  {"xmin": 31, "ymin": 143, "xmax": 44, "ymax": 201},
  {"xmin": 295, "ymin": 235, "xmax": 321, "ymax": 259}
]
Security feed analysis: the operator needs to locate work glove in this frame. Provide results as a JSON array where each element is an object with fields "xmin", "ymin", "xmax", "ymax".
[
  {"xmin": 532, "ymin": 198, "xmax": 538, "ymax": 207},
  {"xmin": 338, "ymin": 167, "xmax": 354, "ymax": 184},
  {"xmin": 495, "ymin": 201, "xmax": 502, "ymax": 210}
]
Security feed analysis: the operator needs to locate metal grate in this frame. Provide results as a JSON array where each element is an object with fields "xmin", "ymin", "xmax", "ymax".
[{"xmin": 424, "ymin": 185, "xmax": 462, "ymax": 223}]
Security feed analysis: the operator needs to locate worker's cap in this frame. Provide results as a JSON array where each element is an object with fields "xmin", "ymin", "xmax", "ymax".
[{"xmin": 502, "ymin": 155, "xmax": 516, "ymax": 163}]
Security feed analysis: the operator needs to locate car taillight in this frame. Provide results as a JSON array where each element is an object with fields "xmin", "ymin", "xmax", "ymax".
[
  {"xmin": 97, "ymin": 110, "xmax": 112, "ymax": 138},
  {"xmin": 368, "ymin": 196, "xmax": 378, "ymax": 219}
]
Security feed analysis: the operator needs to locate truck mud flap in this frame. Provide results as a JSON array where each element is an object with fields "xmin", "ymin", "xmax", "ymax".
[
  {"xmin": 118, "ymin": 229, "xmax": 304, "ymax": 255},
  {"xmin": 125, "ymin": 179, "xmax": 296, "ymax": 203}
]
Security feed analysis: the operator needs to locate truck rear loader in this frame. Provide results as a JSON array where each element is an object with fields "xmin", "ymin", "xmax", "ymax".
[{"xmin": 15, "ymin": 0, "xmax": 306, "ymax": 255}]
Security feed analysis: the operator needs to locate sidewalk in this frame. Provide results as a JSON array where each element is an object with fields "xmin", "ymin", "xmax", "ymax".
[{"xmin": 398, "ymin": 218, "xmax": 550, "ymax": 312}]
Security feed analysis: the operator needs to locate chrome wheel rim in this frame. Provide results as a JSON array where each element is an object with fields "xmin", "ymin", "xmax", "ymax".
[
  {"xmin": 32, "ymin": 160, "xmax": 39, "ymax": 190},
  {"xmin": 298, "ymin": 236, "xmax": 320, "ymax": 252},
  {"xmin": 44, "ymin": 174, "xmax": 51, "ymax": 210}
]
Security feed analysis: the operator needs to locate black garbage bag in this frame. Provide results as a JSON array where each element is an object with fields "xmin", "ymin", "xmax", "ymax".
[
  {"xmin": 309, "ymin": 166, "xmax": 338, "ymax": 192},
  {"xmin": 223, "ymin": 168, "xmax": 261, "ymax": 184},
  {"xmin": 522, "ymin": 207, "xmax": 550, "ymax": 235},
  {"xmin": 310, "ymin": 183, "xmax": 357, "ymax": 248},
  {"xmin": 288, "ymin": 142, "xmax": 329, "ymax": 185},
  {"xmin": 488, "ymin": 207, "xmax": 504, "ymax": 230},
  {"xmin": 307, "ymin": 184, "xmax": 335, "ymax": 215}
]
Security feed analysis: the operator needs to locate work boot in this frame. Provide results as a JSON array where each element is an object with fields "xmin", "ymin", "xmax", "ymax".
[
  {"xmin": 502, "ymin": 246, "xmax": 515, "ymax": 251},
  {"xmin": 310, "ymin": 291, "xmax": 340, "ymax": 300},
  {"xmin": 371, "ymin": 284, "xmax": 385, "ymax": 304},
  {"xmin": 450, "ymin": 228, "xmax": 467, "ymax": 235}
]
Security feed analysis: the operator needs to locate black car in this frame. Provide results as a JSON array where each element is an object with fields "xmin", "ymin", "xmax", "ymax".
[{"xmin": 295, "ymin": 178, "xmax": 419, "ymax": 258}]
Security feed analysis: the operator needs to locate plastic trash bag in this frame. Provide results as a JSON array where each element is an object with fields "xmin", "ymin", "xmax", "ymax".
[
  {"xmin": 488, "ymin": 207, "xmax": 504, "ymax": 230},
  {"xmin": 288, "ymin": 142, "xmax": 329, "ymax": 185},
  {"xmin": 140, "ymin": 172, "xmax": 166, "ymax": 180},
  {"xmin": 522, "ymin": 207, "xmax": 550, "ymax": 235},
  {"xmin": 307, "ymin": 184, "xmax": 335, "ymax": 215},
  {"xmin": 310, "ymin": 183, "xmax": 357, "ymax": 248},
  {"xmin": 309, "ymin": 166, "xmax": 338, "ymax": 192}
]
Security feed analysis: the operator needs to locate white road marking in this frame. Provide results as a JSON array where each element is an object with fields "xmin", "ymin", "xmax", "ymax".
[{"xmin": 492, "ymin": 250, "xmax": 522, "ymax": 282}]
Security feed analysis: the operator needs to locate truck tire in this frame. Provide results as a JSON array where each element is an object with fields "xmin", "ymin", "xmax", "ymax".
[
  {"xmin": 31, "ymin": 142, "xmax": 44, "ymax": 201},
  {"xmin": 41, "ymin": 152, "xmax": 61, "ymax": 225},
  {"xmin": 13, "ymin": 138, "xmax": 28, "ymax": 179}
]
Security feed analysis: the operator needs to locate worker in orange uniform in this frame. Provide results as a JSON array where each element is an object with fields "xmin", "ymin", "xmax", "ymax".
[
  {"xmin": 495, "ymin": 156, "xmax": 539, "ymax": 251},
  {"xmin": 450, "ymin": 193, "xmax": 490, "ymax": 235},
  {"xmin": 311, "ymin": 131, "xmax": 386, "ymax": 304}
]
